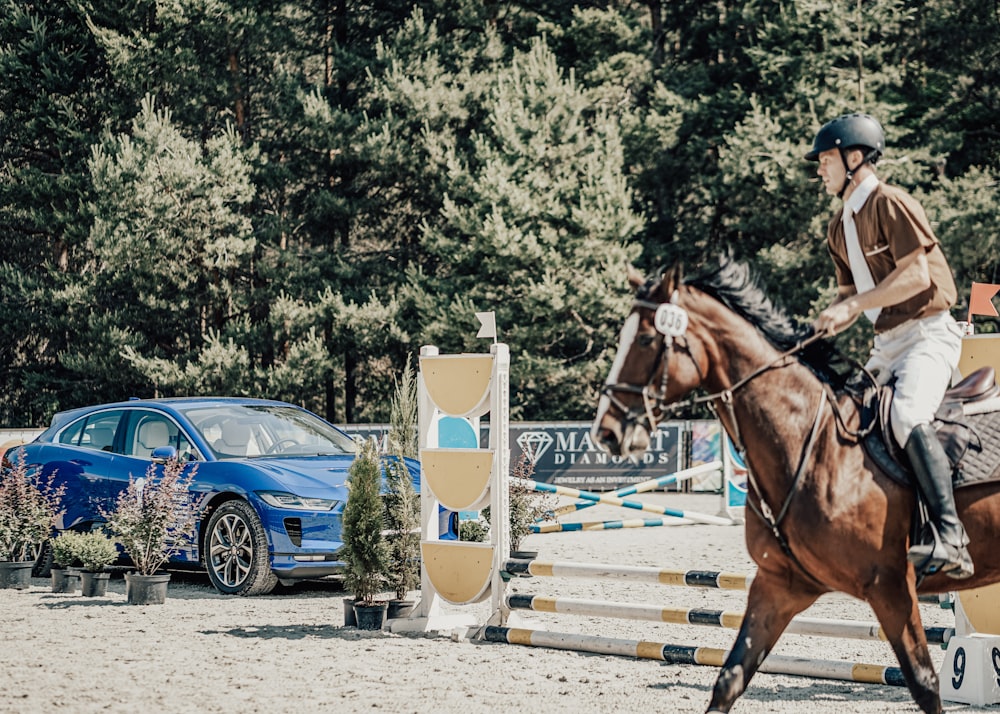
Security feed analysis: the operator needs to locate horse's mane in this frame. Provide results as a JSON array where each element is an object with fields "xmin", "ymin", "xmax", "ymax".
[{"xmin": 679, "ymin": 254, "xmax": 849, "ymax": 386}]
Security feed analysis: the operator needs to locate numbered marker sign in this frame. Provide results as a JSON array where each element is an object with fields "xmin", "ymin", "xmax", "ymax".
[
  {"xmin": 654, "ymin": 303, "xmax": 688, "ymax": 337},
  {"xmin": 940, "ymin": 635, "xmax": 1000, "ymax": 706}
]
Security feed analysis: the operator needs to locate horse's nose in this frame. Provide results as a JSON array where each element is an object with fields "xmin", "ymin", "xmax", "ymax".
[
  {"xmin": 592, "ymin": 416, "xmax": 623, "ymax": 456},
  {"xmin": 596, "ymin": 414, "xmax": 652, "ymax": 459},
  {"xmin": 625, "ymin": 424, "xmax": 651, "ymax": 457}
]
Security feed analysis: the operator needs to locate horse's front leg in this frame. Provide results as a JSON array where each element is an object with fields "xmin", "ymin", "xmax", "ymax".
[
  {"xmin": 706, "ymin": 571, "xmax": 820, "ymax": 713},
  {"xmin": 867, "ymin": 573, "xmax": 942, "ymax": 714}
]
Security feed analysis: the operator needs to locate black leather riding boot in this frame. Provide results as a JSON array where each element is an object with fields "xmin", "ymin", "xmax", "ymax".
[{"xmin": 904, "ymin": 423, "xmax": 974, "ymax": 579}]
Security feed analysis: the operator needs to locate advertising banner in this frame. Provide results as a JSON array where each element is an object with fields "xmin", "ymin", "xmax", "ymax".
[{"xmin": 508, "ymin": 421, "xmax": 682, "ymax": 490}]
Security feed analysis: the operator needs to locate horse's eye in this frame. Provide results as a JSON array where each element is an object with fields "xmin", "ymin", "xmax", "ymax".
[{"xmin": 638, "ymin": 333, "xmax": 656, "ymax": 348}]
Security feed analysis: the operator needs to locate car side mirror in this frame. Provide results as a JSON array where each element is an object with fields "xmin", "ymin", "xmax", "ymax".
[{"xmin": 150, "ymin": 445, "xmax": 178, "ymax": 464}]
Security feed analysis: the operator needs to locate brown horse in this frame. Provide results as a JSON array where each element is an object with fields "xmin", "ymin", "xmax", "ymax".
[{"xmin": 592, "ymin": 255, "xmax": 1000, "ymax": 714}]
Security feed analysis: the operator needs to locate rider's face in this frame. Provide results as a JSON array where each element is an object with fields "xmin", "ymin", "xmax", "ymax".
[{"xmin": 816, "ymin": 148, "xmax": 845, "ymax": 196}]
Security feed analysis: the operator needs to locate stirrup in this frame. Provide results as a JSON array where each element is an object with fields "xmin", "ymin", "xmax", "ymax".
[{"xmin": 908, "ymin": 528, "xmax": 975, "ymax": 580}]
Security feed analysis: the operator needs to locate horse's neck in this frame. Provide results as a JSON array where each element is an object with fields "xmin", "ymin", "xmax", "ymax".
[
  {"xmin": 702, "ymin": 322, "xmax": 789, "ymax": 397},
  {"xmin": 707, "ymin": 325, "xmax": 823, "ymax": 482}
]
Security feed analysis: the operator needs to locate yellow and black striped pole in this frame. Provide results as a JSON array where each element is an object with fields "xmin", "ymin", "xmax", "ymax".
[{"xmin": 483, "ymin": 626, "xmax": 907, "ymax": 687}]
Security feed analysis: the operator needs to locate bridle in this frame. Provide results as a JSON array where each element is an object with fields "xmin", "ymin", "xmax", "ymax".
[
  {"xmin": 601, "ymin": 295, "xmax": 832, "ymax": 581},
  {"xmin": 601, "ymin": 298, "xmax": 828, "ymax": 435},
  {"xmin": 600, "ymin": 298, "xmax": 709, "ymax": 437}
]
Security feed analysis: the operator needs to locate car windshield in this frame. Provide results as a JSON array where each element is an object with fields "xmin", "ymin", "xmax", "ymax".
[{"xmin": 177, "ymin": 404, "xmax": 357, "ymax": 460}]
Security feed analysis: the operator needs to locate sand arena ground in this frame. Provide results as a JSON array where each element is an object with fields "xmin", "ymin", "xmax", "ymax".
[{"xmin": 0, "ymin": 493, "xmax": 988, "ymax": 713}]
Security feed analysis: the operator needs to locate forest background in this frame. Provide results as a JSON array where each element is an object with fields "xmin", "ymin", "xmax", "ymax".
[{"xmin": 1, "ymin": 0, "xmax": 998, "ymax": 428}]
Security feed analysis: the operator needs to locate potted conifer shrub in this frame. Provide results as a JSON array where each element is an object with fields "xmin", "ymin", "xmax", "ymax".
[
  {"xmin": 0, "ymin": 448, "xmax": 65, "ymax": 590},
  {"xmin": 49, "ymin": 531, "xmax": 83, "ymax": 593},
  {"xmin": 102, "ymin": 457, "xmax": 198, "ymax": 605},
  {"xmin": 341, "ymin": 438, "xmax": 389, "ymax": 630},
  {"xmin": 383, "ymin": 359, "xmax": 420, "ymax": 619},
  {"xmin": 71, "ymin": 530, "xmax": 119, "ymax": 597},
  {"xmin": 506, "ymin": 455, "xmax": 555, "ymax": 558},
  {"xmin": 383, "ymin": 457, "xmax": 419, "ymax": 618}
]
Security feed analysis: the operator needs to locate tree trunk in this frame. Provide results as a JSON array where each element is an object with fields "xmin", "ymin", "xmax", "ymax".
[
  {"xmin": 646, "ymin": 1, "xmax": 664, "ymax": 68},
  {"xmin": 344, "ymin": 348, "xmax": 357, "ymax": 424}
]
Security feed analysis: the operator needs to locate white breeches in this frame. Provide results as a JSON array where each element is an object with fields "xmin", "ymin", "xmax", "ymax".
[{"xmin": 865, "ymin": 311, "xmax": 963, "ymax": 448}]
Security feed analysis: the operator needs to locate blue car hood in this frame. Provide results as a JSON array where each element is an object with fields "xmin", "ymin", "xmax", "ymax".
[
  {"xmin": 250, "ymin": 456, "xmax": 355, "ymax": 494},
  {"xmin": 243, "ymin": 454, "xmax": 421, "ymax": 497}
]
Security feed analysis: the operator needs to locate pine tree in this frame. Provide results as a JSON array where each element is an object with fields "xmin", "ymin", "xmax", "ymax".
[
  {"xmin": 408, "ymin": 37, "xmax": 642, "ymax": 419},
  {"xmin": 0, "ymin": 1, "xmax": 122, "ymax": 423},
  {"xmin": 86, "ymin": 96, "xmax": 259, "ymax": 395}
]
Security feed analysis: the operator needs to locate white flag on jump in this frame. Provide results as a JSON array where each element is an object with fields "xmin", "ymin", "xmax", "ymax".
[{"xmin": 476, "ymin": 311, "xmax": 497, "ymax": 341}]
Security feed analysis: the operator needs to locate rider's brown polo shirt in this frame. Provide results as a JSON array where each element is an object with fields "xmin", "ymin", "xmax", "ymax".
[{"xmin": 825, "ymin": 181, "xmax": 957, "ymax": 334}]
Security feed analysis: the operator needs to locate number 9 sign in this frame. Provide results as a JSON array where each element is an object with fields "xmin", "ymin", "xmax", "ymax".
[
  {"xmin": 952, "ymin": 646, "xmax": 966, "ymax": 690},
  {"xmin": 940, "ymin": 637, "xmax": 1000, "ymax": 706}
]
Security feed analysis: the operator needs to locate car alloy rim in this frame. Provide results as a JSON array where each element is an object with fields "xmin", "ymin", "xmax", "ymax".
[{"xmin": 209, "ymin": 513, "xmax": 252, "ymax": 588}]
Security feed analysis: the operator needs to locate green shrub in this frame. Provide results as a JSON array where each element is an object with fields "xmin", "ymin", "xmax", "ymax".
[
  {"xmin": 459, "ymin": 519, "xmax": 489, "ymax": 542},
  {"xmin": 50, "ymin": 531, "xmax": 84, "ymax": 568},
  {"xmin": 72, "ymin": 531, "xmax": 119, "ymax": 572},
  {"xmin": 483, "ymin": 454, "xmax": 556, "ymax": 552},
  {"xmin": 384, "ymin": 457, "xmax": 419, "ymax": 600},
  {"xmin": 384, "ymin": 360, "xmax": 420, "ymax": 600}
]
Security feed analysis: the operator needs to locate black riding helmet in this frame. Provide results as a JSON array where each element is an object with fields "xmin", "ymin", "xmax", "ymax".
[{"xmin": 805, "ymin": 113, "xmax": 885, "ymax": 197}]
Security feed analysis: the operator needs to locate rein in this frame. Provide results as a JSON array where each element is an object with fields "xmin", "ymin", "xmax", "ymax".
[{"xmin": 720, "ymin": 385, "xmax": 825, "ymax": 559}]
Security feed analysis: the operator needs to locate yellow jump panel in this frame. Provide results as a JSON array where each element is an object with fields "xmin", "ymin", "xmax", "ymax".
[
  {"xmin": 420, "ymin": 448, "xmax": 494, "ymax": 511},
  {"xmin": 958, "ymin": 334, "xmax": 1000, "ymax": 378},
  {"xmin": 421, "ymin": 541, "xmax": 494, "ymax": 605},
  {"xmin": 420, "ymin": 354, "xmax": 493, "ymax": 417},
  {"xmin": 960, "ymin": 582, "xmax": 1000, "ymax": 635}
]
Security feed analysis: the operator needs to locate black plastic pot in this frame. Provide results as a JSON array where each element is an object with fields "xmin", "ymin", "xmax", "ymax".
[
  {"xmin": 0, "ymin": 561, "xmax": 33, "ymax": 590},
  {"xmin": 387, "ymin": 599, "xmax": 416, "ymax": 619},
  {"xmin": 125, "ymin": 572, "xmax": 170, "ymax": 605},
  {"xmin": 80, "ymin": 571, "xmax": 111, "ymax": 597},
  {"xmin": 50, "ymin": 567, "xmax": 80, "ymax": 594},
  {"xmin": 353, "ymin": 601, "xmax": 388, "ymax": 630},
  {"xmin": 343, "ymin": 597, "xmax": 357, "ymax": 627}
]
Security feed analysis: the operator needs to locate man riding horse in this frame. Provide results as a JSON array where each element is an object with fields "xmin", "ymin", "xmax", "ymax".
[{"xmin": 806, "ymin": 112, "xmax": 973, "ymax": 579}]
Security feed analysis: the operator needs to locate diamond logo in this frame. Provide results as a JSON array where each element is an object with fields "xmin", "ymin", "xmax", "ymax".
[{"xmin": 517, "ymin": 431, "xmax": 554, "ymax": 463}]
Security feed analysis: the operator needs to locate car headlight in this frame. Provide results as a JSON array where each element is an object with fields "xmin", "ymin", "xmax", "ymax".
[{"xmin": 256, "ymin": 491, "xmax": 339, "ymax": 511}]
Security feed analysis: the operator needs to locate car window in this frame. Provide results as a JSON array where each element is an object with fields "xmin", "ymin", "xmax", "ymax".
[
  {"xmin": 181, "ymin": 404, "xmax": 356, "ymax": 459},
  {"xmin": 58, "ymin": 410, "xmax": 125, "ymax": 452},
  {"xmin": 211, "ymin": 419, "xmax": 262, "ymax": 458},
  {"xmin": 57, "ymin": 419, "xmax": 85, "ymax": 447},
  {"xmin": 127, "ymin": 412, "xmax": 198, "ymax": 461}
]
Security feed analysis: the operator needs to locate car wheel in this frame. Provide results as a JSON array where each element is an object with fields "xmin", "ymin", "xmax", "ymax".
[
  {"xmin": 32, "ymin": 540, "xmax": 53, "ymax": 578},
  {"xmin": 204, "ymin": 500, "xmax": 278, "ymax": 596}
]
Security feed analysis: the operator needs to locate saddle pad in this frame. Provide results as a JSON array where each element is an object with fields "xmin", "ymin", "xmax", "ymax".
[
  {"xmin": 954, "ymin": 409, "xmax": 1000, "ymax": 487},
  {"xmin": 861, "ymin": 403, "xmax": 1000, "ymax": 489}
]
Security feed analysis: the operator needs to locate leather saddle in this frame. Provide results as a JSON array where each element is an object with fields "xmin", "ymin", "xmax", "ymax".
[{"xmin": 860, "ymin": 366, "xmax": 1000, "ymax": 487}]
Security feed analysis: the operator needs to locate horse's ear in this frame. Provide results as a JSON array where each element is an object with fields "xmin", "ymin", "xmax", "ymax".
[
  {"xmin": 626, "ymin": 264, "xmax": 645, "ymax": 291},
  {"xmin": 661, "ymin": 261, "xmax": 683, "ymax": 296}
]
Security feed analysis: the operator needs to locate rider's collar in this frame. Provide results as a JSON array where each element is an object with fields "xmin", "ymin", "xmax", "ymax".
[{"xmin": 844, "ymin": 174, "xmax": 879, "ymax": 216}]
